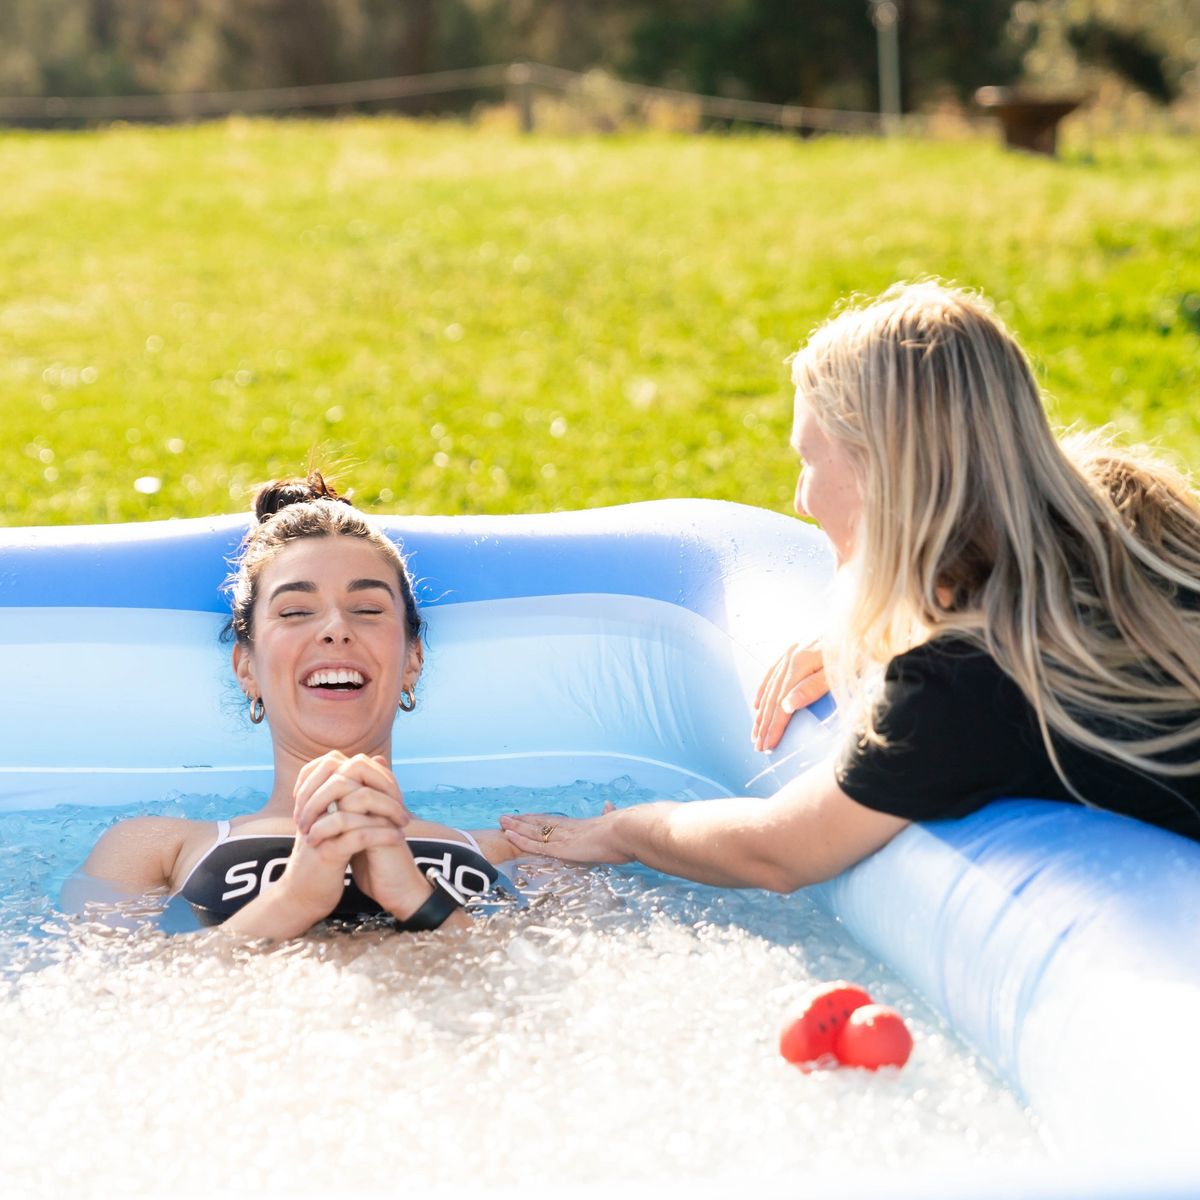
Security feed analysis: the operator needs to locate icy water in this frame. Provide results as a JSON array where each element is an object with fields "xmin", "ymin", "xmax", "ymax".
[{"xmin": 0, "ymin": 778, "xmax": 1046, "ymax": 1194}]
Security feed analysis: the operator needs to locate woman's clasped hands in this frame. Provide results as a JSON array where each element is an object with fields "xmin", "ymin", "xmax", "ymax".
[{"xmin": 283, "ymin": 750, "xmax": 428, "ymax": 923}]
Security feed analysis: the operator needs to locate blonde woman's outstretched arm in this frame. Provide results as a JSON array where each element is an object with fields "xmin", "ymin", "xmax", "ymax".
[{"xmin": 500, "ymin": 759, "xmax": 909, "ymax": 892}]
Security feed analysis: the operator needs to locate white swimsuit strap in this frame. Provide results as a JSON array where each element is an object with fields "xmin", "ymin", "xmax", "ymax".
[
  {"xmin": 171, "ymin": 818, "xmax": 233, "ymax": 897},
  {"xmin": 451, "ymin": 827, "xmax": 483, "ymax": 854}
]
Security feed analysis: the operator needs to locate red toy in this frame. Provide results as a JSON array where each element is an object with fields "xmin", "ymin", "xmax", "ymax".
[
  {"xmin": 780, "ymin": 983, "xmax": 913, "ymax": 1070},
  {"xmin": 834, "ymin": 1003, "xmax": 914, "ymax": 1069},
  {"xmin": 778, "ymin": 981, "xmax": 872, "ymax": 1066}
]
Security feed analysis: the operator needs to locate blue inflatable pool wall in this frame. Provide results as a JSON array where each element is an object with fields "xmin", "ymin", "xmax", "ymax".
[{"xmin": 2, "ymin": 499, "xmax": 1199, "ymax": 1196}]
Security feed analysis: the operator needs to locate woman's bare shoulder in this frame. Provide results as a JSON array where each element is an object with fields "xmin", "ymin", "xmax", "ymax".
[
  {"xmin": 81, "ymin": 815, "xmax": 201, "ymax": 890},
  {"xmin": 466, "ymin": 827, "xmax": 520, "ymax": 864},
  {"xmin": 405, "ymin": 818, "xmax": 518, "ymax": 865}
]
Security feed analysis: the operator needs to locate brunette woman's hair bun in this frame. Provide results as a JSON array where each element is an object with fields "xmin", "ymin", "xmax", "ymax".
[{"xmin": 252, "ymin": 470, "xmax": 351, "ymax": 523}]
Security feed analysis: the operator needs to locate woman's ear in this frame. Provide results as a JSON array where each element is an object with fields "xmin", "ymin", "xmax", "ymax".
[
  {"xmin": 402, "ymin": 639, "xmax": 424, "ymax": 692},
  {"xmin": 232, "ymin": 642, "xmax": 257, "ymax": 699}
]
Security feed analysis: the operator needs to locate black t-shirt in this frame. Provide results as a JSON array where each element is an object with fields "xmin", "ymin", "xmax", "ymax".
[{"xmin": 835, "ymin": 636, "xmax": 1200, "ymax": 842}]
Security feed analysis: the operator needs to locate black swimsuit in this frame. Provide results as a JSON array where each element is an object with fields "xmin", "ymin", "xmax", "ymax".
[{"xmin": 177, "ymin": 820, "xmax": 499, "ymax": 923}]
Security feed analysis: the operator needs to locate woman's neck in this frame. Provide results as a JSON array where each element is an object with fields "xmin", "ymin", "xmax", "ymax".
[{"xmin": 258, "ymin": 738, "xmax": 394, "ymax": 818}]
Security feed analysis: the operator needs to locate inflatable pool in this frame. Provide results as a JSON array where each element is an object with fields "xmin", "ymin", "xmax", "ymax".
[{"xmin": 2, "ymin": 498, "xmax": 1199, "ymax": 1197}]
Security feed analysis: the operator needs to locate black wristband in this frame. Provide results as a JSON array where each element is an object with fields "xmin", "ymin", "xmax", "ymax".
[{"xmin": 397, "ymin": 868, "xmax": 466, "ymax": 932}]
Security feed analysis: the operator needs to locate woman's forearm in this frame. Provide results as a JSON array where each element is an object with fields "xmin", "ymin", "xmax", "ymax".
[
  {"xmin": 378, "ymin": 876, "xmax": 472, "ymax": 932},
  {"xmin": 608, "ymin": 800, "xmax": 799, "ymax": 892},
  {"xmin": 503, "ymin": 761, "xmax": 904, "ymax": 889},
  {"xmin": 221, "ymin": 886, "xmax": 328, "ymax": 942}
]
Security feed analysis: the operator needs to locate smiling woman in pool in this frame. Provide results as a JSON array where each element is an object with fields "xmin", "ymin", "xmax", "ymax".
[{"xmin": 77, "ymin": 473, "xmax": 520, "ymax": 940}]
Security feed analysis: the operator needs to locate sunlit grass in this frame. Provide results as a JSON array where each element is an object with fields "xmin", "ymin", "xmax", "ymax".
[{"xmin": 2, "ymin": 119, "xmax": 1198, "ymax": 525}]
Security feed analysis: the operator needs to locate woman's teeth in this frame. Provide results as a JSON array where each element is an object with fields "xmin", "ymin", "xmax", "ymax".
[{"xmin": 304, "ymin": 669, "xmax": 365, "ymax": 689}]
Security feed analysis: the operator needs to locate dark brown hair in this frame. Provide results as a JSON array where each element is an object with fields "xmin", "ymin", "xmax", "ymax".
[{"xmin": 222, "ymin": 471, "xmax": 422, "ymax": 646}]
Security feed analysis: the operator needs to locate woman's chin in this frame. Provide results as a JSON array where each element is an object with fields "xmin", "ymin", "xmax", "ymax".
[{"xmin": 291, "ymin": 712, "xmax": 393, "ymax": 757}]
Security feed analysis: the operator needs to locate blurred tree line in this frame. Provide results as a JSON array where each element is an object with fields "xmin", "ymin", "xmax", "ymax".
[{"xmin": 0, "ymin": 0, "xmax": 1195, "ymax": 110}]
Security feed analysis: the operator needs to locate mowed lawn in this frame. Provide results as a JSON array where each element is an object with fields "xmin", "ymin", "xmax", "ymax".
[{"xmin": 1, "ymin": 119, "xmax": 1198, "ymax": 526}]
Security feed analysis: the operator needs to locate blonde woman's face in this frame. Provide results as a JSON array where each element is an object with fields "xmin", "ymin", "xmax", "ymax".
[{"xmin": 790, "ymin": 388, "xmax": 862, "ymax": 565}]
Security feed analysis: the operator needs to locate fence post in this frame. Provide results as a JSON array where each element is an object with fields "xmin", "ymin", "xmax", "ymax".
[
  {"xmin": 506, "ymin": 62, "xmax": 535, "ymax": 133},
  {"xmin": 869, "ymin": 1, "xmax": 902, "ymax": 135}
]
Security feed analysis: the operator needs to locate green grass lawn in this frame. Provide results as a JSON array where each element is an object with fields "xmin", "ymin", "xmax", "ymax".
[{"xmin": 2, "ymin": 119, "xmax": 1198, "ymax": 526}]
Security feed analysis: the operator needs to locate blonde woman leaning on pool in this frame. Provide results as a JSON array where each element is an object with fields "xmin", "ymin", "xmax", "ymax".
[
  {"xmin": 75, "ymin": 475, "xmax": 520, "ymax": 940},
  {"xmin": 503, "ymin": 281, "xmax": 1200, "ymax": 881}
]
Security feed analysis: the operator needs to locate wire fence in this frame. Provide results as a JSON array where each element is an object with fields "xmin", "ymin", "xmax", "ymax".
[{"xmin": 0, "ymin": 60, "xmax": 884, "ymax": 135}]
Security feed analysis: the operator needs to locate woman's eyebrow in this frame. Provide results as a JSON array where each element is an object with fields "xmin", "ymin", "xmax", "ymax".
[
  {"xmin": 348, "ymin": 578, "xmax": 396, "ymax": 597},
  {"xmin": 268, "ymin": 580, "xmax": 317, "ymax": 602},
  {"xmin": 267, "ymin": 578, "xmax": 396, "ymax": 602}
]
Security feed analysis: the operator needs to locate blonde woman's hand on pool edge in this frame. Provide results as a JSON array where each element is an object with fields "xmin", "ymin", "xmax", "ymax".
[{"xmin": 753, "ymin": 641, "xmax": 828, "ymax": 752}]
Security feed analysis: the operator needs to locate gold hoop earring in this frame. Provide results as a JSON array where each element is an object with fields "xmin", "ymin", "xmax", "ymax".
[
  {"xmin": 398, "ymin": 688, "xmax": 416, "ymax": 713},
  {"xmin": 249, "ymin": 696, "xmax": 266, "ymax": 724}
]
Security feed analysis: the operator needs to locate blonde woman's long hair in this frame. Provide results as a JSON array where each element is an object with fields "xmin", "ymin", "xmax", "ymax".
[{"xmin": 792, "ymin": 281, "xmax": 1200, "ymax": 797}]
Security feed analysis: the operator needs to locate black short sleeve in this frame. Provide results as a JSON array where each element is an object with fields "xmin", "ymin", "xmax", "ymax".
[
  {"xmin": 835, "ymin": 638, "xmax": 1051, "ymax": 822},
  {"xmin": 835, "ymin": 636, "xmax": 1200, "ymax": 839}
]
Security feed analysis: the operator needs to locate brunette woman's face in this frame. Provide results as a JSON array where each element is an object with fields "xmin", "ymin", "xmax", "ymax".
[
  {"xmin": 232, "ymin": 536, "xmax": 422, "ymax": 762},
  {"xmin": 791, "ymin": 388, "xmax": 863, "ymax": 565}
]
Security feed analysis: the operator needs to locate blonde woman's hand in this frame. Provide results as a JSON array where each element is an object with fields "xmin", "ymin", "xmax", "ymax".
[
  {"xmin": 499, "ymin": 803, "xmax": 630, "ymax": 864},
  {"xmin": 752, "ymin": 641, "xmax": 828, "ymax": 752}
]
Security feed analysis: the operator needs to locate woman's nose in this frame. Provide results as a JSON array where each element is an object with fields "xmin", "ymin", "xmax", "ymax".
[{"xmin": 317, "ymin": 612, "xmax": 352, "ymax": 644}]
